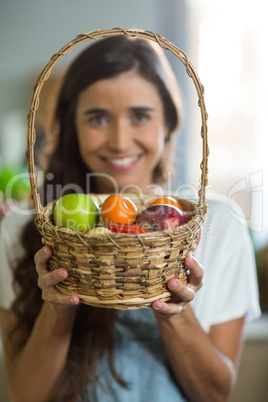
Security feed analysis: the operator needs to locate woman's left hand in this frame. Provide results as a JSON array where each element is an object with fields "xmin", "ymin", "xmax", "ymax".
[{"xmin": 152, "ymin": 255, "xmax": 204, "ymax": 317}]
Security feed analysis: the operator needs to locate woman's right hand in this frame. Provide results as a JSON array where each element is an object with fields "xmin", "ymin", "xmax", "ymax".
[{"xmin": 34, "ymin": 246, "xmax": 80, "ymax": 314}]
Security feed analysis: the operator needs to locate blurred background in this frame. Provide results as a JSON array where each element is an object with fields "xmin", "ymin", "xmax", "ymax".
[{"xmin": 0, "ymin": 0, "xmax": 267, "ymax": 400}]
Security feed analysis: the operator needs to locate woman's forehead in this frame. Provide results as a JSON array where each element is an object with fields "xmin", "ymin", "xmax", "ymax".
[{"xmin": 77, "ymin": 71, "xmax": 163, "ymax": 109}]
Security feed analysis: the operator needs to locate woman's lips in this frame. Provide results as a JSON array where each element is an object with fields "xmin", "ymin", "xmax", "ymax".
[{"xmin": 100, "ymin": 155, "xmax": 142, "ymax": 171}]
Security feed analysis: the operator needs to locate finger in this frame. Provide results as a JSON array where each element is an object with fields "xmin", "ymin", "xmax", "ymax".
[
  {"xmin": 34, "ymin": 246, "xmax": 53, "ymax": 274},
  {"xmin": 152, "ymin": 299, "xmax": 187, "ymax": 316},
  {"xmin": 38, "ymin": 268, "xmax": 68, "ymax": 290},
  {"xmin": 184, "ymin": 255, "xmax": 204, "ymax": 287},
  {"xmin": 167, "ymin": 279, "xmax": 196, "ymax": 303},
  {"xmin": 42, "ymin": 287, "xmax": 80, "ymax": 307}
]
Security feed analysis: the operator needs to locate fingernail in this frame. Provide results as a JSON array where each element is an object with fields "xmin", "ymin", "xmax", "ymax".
[
  {"xmin": 153, "ymin": 301, "xmax": 162, "ymax": 310},
  {"xmin": 44, "ymin": 246, "xmax": 50, "ymax": 255},
  {"xmin": 168, "ymin": 279, "xmax": 178, "ymax": 289},
  {"xmin": 70, "ymin": 296, "xmax": 79, "ymax": 304},
  {"xmin": 187, "ymin": 255, "xmax": 193, "ymax": 265},
  {"xmin": 58, "ymin": 269, "xmax": 67, "ymax": 279}
]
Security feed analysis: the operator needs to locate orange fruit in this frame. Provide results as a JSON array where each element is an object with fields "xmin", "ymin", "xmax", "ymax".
[
  {"xmin": 149, "ymin": 196, "xmax": 183, "ymax": 211},
  {"xmin": 101, "ymin": 194, "xmax": 138, "ymax": 224}
]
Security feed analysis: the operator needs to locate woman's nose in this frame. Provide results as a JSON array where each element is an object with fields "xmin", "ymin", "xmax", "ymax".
[{"xmin": 107, "ymin": 120, "xmax": 131, "ymax": 151}]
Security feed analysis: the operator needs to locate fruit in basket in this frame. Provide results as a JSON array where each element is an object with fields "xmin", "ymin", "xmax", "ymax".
[
  {"xmin": 53, "ymin": 193, "xmax": 100, "ymax": 231},
  {"xmin": 135, "ymin": 204, "xmax": 187, "ymax": 231},
  {"xmin": 101, "ymin": 194, "xmax": 138, "ymax": 224},
  {"xmin": 149, "ymin": 196, "xmax": 183, "ymax": 211},
  {"xmin": 106, "ymin": 222, "xmax": 150, "ymax": 234}
]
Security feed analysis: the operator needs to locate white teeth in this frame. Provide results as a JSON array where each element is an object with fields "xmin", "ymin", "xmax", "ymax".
[{"xmin": 106, "ymin": 156, "xmax": 139, "ymax": 166}]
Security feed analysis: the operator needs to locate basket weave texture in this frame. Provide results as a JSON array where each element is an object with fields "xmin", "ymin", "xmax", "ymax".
[{"xmin": 27, "ymin": 28, "xmax": 209, "ymax": 309}]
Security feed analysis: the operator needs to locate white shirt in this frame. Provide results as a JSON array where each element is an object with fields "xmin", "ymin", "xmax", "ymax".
[
  {"xmin": 193, "ymin": 194, "xmax": 261, "ymax": 331},
  {"xmin": 0, "ymin": 195, "xmax": 261, "ymax": 330}
]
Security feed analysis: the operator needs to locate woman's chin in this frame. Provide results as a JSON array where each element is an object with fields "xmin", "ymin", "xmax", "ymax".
[{"xmin": 93, "ymin": 175, "xmax": 151, "ymax": 194}]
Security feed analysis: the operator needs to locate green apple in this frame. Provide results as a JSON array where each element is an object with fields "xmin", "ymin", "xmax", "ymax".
[{"xmin": 53, "ymin": 193, "xmax": 100, "ymax": 232}]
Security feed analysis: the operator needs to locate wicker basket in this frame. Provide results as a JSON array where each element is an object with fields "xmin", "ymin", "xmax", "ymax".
[{"xmin": 27, "ymin": 28, "xmax": 209, "ymax": 310}]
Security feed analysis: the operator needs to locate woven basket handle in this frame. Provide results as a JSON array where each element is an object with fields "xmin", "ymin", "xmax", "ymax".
[{"xmin": 27, "ymin": 28, "xmax": 209, "ymax": 215}]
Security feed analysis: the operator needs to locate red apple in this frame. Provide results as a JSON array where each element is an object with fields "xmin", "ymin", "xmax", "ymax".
[
  {"xmin": 134, "ymin": 204, "xmax": 187, "ymax": 232},
  {"xmin": 106, "ymin": 223, "xmax": 150, "ymax": 234}
]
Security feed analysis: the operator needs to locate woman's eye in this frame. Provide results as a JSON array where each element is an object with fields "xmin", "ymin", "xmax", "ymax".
[
  {"xmin": 89, "ymin": 115, "xmax": 108, "ymax": 126},
  {"xmin": 131, "ymin": 112, "xmax": 150, "ymax": 124}
]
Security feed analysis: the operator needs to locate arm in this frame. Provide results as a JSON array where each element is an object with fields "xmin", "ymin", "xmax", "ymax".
[
  {"xmin": 0, "ymin": 246, "xmax": 80, "ymax": 402},
  {"xmin": 152, "ymin": 255, "xmax": 244, "ymax": 402}
]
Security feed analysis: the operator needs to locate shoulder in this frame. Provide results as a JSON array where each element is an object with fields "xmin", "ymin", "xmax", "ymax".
[
  {"xmin": 202, "ymin": 193, "xmax": 249, "ymax": 238},
  {"xmin": 0, "ymin": 203, "xmax": 34, "ymax": 310},
  {"xmin": 195, "ymin": 192, "xmax": 253, "ymax": 266},
  {"xmin": 0, "ymin": 202, "xmax": 34, "ymax": 248},
  {"xmin": 206, "ymin": 192, "xmax": 244, "ymax": 221}
]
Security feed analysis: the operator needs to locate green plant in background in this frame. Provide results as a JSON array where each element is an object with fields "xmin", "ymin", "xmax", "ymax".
[{"xmin": 0, "ymin": 164, "xmax": 31, "ymax": 201}]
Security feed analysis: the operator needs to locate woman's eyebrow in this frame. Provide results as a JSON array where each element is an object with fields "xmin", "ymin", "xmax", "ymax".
[
  {"xmin": 83, "ymin": 106, "xmax": 156, "ymax": 115},
  {"xmin": 129, "ymin": 106, "xmax": 155, "ymax": 112},
  {"xmin": 83, "ymin": 108, "xmax": 108, "ymax": 115}
]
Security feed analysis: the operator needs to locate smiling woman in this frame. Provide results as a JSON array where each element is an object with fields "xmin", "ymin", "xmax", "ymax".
[
  {"xmin": 51, "ymin": 34, "xmax": 182, "ymax": 199},
  {"xmin": 0, "ymin": 32, "xmax": 260, "ymax": 402},
  {"xmin": 75, "ymin": 70, "xmax": 168, "ymax": 192}
]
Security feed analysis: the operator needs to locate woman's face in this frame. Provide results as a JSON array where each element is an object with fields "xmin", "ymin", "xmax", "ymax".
[{"xmin": 75, "ymin": 70, "xmax": 168, "ymax": 193}]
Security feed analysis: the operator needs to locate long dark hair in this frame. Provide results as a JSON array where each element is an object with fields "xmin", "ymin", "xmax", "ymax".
[{"xmin": 11, "ymin": 35, "xmax": 182, "ymax": 401}]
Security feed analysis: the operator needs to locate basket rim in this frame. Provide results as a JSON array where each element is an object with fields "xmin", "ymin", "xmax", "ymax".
[
  {"xmin": 35, "ymin": 195, "xmax": 205, "ymax": 248},
  {"xmin": 56, "ymin": 287, "xmax": 173, "ymax": 309},
  {"xmin": 26, "ymin": 27, "xmax": 209, "ymax": 216},
  {"xmin": 36, "ymin": 192, "xmax": 203, "ymax": 309}
]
